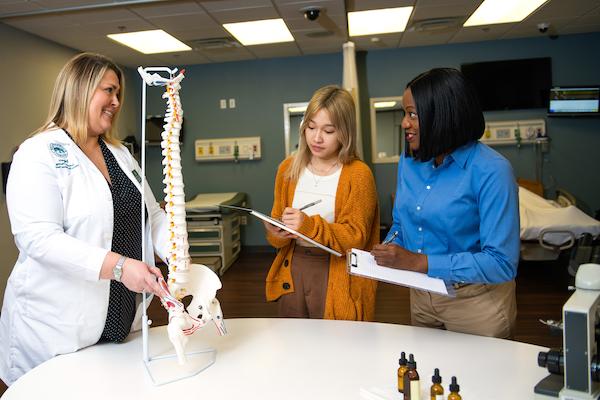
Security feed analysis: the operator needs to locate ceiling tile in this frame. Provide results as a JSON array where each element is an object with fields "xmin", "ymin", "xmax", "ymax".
[
  {"xmin": 199, "ymin": 0, "xmax": 273, "ymax": 12},
  {"xmin": 209, "ymin": 6, "xmax": 280, "ymax": 23},
  {"xmin": 400, "ymin": 30, "xmax": 457, "ymax": 47},
  {"xmin": 411, "ymin": 4, "xmax": 473, "ymax": 20},
  {"xmin": 247, "ymin": 42, "xmax": 302, "ymax": 58},
  {"xmin": 0, "ymin": 0, "xmax": 45, "ymax": 15},
  {"xmin": 527, "ymin": 0, "xmax": 600, "ymax": 21},
  {"xmin": 34, "ymin": 0, "xmax": 113, "ymax": 7},
  {"xmin": 276, "ymin": 0, "xmax": 345, "ymax": 18},
  {"xmin": 449, "ymin": 23, "xmax": 515, "ymax": 44},
  {"xmin": 352, "ymin": 34, "xmax": 402, "ymax": 50},
  {"xmin": 350, "ymin": 0, "xmax": 414, "ymax": 11},
  {"xmin": 154, "ymin": 50, "xmax": 211, "ymax": 66},
  {"xmin": 146, "ymin": 12, "xmax": 218, "ymax": 32},
  {"xmin": 202, "ymin": 47, "xmax": 257, "ymax": 63},
  {"xmin": 130, "ymin": 0, "xmax": 204, "ymax": 18}
]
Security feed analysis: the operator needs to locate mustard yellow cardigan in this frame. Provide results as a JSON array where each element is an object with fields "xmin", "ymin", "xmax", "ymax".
[{"xmin": 265, "ymin": 158, "xmax": 380, "ymax": 321}]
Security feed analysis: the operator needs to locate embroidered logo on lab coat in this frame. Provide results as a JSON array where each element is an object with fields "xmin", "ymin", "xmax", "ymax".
[
  {"xmin": 49, "ymin": 142, "xmax": 79, "ymax": 170},
  {"xmin": 49, "ymin": 143, "xmax": 68, "ymax": 158}
]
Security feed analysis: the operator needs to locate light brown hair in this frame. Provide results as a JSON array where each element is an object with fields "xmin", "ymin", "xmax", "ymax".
[{"xmin": 287, "ymin": 85, "xmax": 359, "ymax": 181}]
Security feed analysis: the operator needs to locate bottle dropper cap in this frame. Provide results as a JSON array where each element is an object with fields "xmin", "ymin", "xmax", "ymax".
[
  {"xmin": 432, "ymin": 368, "xmax": 442, "ymax": 384},
  {"xmin": 399, "ymin": 351, "xmax": 407, "ymax": 366},
  {"xmin": 449, "ymin": 376, "xmax": 460, "ymax": 392},
  {"xmin": 407, "ymin": 353, "xmax": 417, "ymax": 369}
]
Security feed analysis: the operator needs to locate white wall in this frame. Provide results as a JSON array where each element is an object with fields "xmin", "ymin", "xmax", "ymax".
[{"xmin": 0, "ymin": 22, "xmax": 138, "ymax": 308}]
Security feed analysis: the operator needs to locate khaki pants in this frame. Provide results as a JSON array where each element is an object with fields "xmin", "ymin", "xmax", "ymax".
[
  {"xmin": 410, "ymin": 280, "xmax": 517, "ymax": 338},
  {"xmin": 278, "ymin": 246, "xmax": 329, "ymax": 318}
]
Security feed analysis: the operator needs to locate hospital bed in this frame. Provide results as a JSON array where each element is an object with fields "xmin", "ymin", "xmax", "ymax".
[
  {"xmin": 518, "ymin": 186, "xmax": 600, "ymax": 268},
  {"xmin": 184, "ymin": 192, "xmax": 246, "ymax": 275}
]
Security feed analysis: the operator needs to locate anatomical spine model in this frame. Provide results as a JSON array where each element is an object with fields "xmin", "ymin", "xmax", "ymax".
[{"xmin": 138, "ymin": 67, "xmax": 227, "ymax": 365}]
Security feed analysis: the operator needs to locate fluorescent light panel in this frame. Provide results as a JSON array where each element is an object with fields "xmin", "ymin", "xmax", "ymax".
[
  {"xmin": 224, "ymin": 18, "xmax": 293, "ymax": 46},
  {"xmin": 288, "ymin": 106, "xmax": 307, "ymax": 113},
  {"xmin": 348, "ymin": 7, "xmax": 413, "ymax": 37},
  {"xmin": 107, "ymin": 29, "xmax": 190, "ymax": 54},
  {"xmin": 374, "ymin": 101, "xmax": 397, "ymax": 109},
  {"xmin": 464, "ymin": 0, "xmax": 549, "ymax": 26}
]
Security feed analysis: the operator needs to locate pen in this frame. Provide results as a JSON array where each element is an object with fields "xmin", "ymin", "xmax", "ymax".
[
  {"xmin": 299, "ymin": 199, "xmax": 322, "ymax": 211},
  {"xmin": 382, "ymin": 231, "xmax": 398, "ymax": 245}
]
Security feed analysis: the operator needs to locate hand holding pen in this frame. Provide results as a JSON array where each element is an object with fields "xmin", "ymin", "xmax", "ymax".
[
  {"xmin": 382, "ymin": 231, "xmax": 398, "ymax": 245},
  {"xmin": 281, "ymin": 199, "xmax": 321, "ymax": 231}
]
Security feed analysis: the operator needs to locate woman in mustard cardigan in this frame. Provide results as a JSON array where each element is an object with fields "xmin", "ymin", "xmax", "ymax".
[{"xmin": 264, "ymin": 85, "xmax": 379, "ymax": 321}]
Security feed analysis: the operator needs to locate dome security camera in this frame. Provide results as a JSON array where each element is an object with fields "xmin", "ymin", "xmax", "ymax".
[
  {"xmin": 537, "ymin": 23, "xmax": 550, "ymax": 33},
  {"xmin": 303, "ymin": 7, "xmax": 321, "ymax": 21}
]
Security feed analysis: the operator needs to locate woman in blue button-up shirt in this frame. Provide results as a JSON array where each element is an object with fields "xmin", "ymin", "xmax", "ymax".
[{"xmin": 371, "ymin": 68, "xmax": 519, "ymax": 338}]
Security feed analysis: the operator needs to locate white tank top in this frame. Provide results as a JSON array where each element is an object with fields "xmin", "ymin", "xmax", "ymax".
[{"xmin": 293, "ymin": 166, "xmax": 341, "ymax": 246}]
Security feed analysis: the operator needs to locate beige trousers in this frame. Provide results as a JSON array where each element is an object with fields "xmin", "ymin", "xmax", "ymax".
[
  {"xmin": 278, "ymin": 246, "xmax": 329, "ymax": 319},
  {"xmin": 410, "ymin": 280, "xmax": 517, "ymax": 338}
]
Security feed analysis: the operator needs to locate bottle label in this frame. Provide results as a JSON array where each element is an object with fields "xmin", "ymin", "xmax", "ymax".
[
  {"xmin": 410, "ymin": 380, "xmax": 421, "ymax": 400},
  {"xmin": 435, "ymin": 395, "xmax": 443, "ymax": 400}
]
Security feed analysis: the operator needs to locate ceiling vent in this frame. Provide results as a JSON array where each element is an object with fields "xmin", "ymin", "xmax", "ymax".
[
  {"xmin": 407, "ymin": 17, "xmax": 464, "ymax": 33},
  {"xmin": 189, "ymin": 37, "xmax": 241, "ymax": 51}
]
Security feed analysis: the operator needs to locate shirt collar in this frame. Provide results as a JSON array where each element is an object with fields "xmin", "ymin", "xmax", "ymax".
[{"xmin": 448, "ymin": 141, "xmax": 477, "ymax": 169}]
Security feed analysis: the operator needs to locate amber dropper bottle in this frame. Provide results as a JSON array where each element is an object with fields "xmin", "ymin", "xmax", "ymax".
[
  {"xmin": 397, "ymin": 351, "xmax": 408, "ymax": 393},
  {"xmin": 447, "ymin": 376, "xmax": 462, "ymax": 400},
  {"xmin": 403, "ymin": 353, "xmax": 420, "ymax": 400},
  {"xmin": 430, "ymin": 368, "xmax": 444, "ymax": 400}
]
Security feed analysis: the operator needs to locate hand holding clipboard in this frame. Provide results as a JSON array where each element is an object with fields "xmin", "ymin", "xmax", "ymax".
[{"xmin": 218, "ymin": 204, "xmax": 342, "ymax": 257}]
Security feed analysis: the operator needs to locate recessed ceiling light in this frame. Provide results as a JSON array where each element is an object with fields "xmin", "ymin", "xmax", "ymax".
[
  {"xmin": 223, "ymin": 18, "xmax": 293, "ymax": 46},
  {"xmin": 107, "ymin": 29, "xmax": 191, "ymax": 54},
  {"xmin": 374, "ymin": 101, "xmax": 397, "ymax": 109},
  {"xmin": 288, "ymin": 105, "xmax": 307, "ymax": 113},
  {"xmin": 348, "ymin": 7, "xmax": 413, "ymax": 37},
  {"xmin": 464, "ymin": 0, "xmax": 549, "ymax": 27}
]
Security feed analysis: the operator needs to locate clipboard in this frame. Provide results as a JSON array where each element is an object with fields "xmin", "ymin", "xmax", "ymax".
[
  {"xmin": 219, "ymin": 204, "xmax": 342, "ymax": 257},
  {"xmin": 347, "ymin": 248, "xmax": 454, "ymax": 297}
]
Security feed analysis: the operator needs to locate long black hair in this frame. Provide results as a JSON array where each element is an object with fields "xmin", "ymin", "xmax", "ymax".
[{"xmin": 406, "ymin": 68, "xmax": 484, "ymax": 162}]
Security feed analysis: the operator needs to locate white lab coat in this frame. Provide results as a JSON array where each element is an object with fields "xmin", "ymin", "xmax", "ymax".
[{"xmin": 0, "ymin": 128, "xmax": 169, "ymax": 385}]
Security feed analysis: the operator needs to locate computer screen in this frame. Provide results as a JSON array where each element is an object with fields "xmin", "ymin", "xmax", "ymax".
[
  {"xmin": 461, "ymin": 58, "xmax": 552, "ymax": 111},
  {"xmin": 548, "ymin": 87, "xmax": 600, "ymax": 116}
]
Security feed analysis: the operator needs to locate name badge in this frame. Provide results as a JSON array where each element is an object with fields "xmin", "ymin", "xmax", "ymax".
[{"xmin": 132, "ymin": 169, "xmax": 142, "ymax": 183}]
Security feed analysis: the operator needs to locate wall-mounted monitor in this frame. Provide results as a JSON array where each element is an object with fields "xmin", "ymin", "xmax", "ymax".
[
  {"xmin": 461, "ymin": 57, "xmax": 552, "ymax": 111},
  {"xmin": 548, "ymin": 86, "xmax": 600, "ymax": 117},
  {"xmin": 146, "ymin": 115, "xmax": 184, "ymax": 145}
]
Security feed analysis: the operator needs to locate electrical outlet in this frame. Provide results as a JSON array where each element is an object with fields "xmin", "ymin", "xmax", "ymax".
[
  {"xmin": 228, "ymin": 98, "xmax": 236, "ymax": 108},
  {"xmin": 240, "ymin": 216, "xmax": 247, "ymax": 225},
  {"xmin": 219, "ymin": 99, "xmax": 227, "ymax": 109}
]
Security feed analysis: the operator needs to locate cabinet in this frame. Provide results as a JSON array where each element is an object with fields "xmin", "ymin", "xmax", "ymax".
[{"xmin": 186, "ymin": 211, "xmax": 241, "ymax": 275}]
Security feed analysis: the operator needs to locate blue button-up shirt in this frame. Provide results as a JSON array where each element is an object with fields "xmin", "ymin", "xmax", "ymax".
[{"xmin": 387, "ymin": 141, "xmax": 519, "ymax": 284}]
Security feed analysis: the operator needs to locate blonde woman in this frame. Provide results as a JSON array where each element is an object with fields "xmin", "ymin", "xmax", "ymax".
[
  {"xmin": 264, "ymin": 85, "xmax": 379, "ymax": 320},
  {"xmin": 0, "ymin": 53, "xmax": 169, "ymax": 387}
]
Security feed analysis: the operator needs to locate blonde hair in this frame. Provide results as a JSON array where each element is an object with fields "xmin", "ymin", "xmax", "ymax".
[
  {"xmin": 288, "ymin": 85, "xmax": 359, "ymax": 181},
  {"xmin": 34, "ymin": 52, "xmax": 124, "ymax": 146}
]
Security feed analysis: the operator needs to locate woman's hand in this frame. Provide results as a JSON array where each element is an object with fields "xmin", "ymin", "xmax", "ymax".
[
  {"xmin": 263, "ymin": 220, "xmax": 295, "ymax": 239},
  {"xmin": 281, "ymin": 207, "xmax": 306, "ymax": 231},
  {"xmin": 120, "ymin": 258, "xmax": 163, "ymax": 296},
  {"xmin": 371, "ymin": 243, "xmax": 428, "ymax": 274}
]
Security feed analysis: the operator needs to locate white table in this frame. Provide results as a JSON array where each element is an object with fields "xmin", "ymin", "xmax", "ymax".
[{"xmin": 4, "ymin": 318, "xmax": 549, "ymax": 399}]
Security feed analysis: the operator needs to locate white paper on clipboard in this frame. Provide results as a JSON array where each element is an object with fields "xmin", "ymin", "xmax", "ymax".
[
  {"xmin": 348, "ymin": 248, "xmax": 454, "ymax": 296},
  {"xmin": 219, "ymin": 204, "xmax": 342, "ymax": 257}
]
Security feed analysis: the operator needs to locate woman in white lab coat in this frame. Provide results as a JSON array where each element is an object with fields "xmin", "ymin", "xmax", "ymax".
[{"xmin": 0, "ymin": 53, "xmax": 170, "ymax": 388}]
